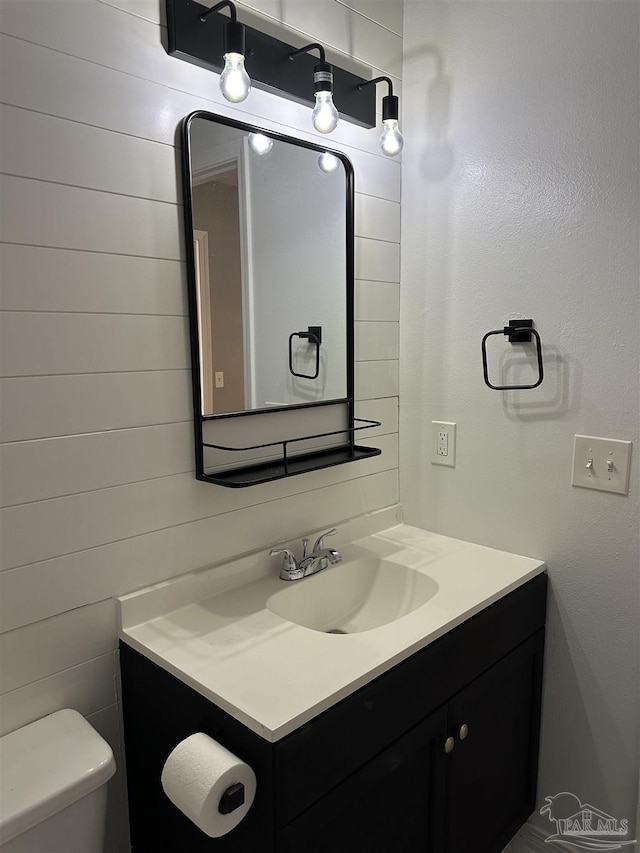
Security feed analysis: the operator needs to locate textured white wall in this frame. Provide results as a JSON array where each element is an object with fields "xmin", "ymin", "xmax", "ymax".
[
  {"xmin": 401, "ymin": 0, "xmax": 639, "ymax": 838},
  {"xmin": 0, "ymin": 1, "xmax": 401, "ymax": 848}
]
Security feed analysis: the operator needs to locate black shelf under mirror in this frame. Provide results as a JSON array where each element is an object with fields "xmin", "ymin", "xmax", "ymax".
[
  {"xmin": 201, "ymin": 417, "xmax": 382, "ymax": 488},
  {"xmin": 203, "ymin": 445, "xmax": 381, "ymax": 488}
]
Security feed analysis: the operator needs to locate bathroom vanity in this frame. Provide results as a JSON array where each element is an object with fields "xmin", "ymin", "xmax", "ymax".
[{"xmin": 119, "ymin": 514, "xmax": 547, "ymax": 853}]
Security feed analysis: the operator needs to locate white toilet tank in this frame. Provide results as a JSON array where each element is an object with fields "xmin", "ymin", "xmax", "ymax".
[{"xmin": 0, "ymin": 709, "xmax": 116, "ymax": 853}]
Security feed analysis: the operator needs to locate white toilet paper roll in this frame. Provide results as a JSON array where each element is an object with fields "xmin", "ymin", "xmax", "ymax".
[{"xmin": 161, "ymin": 733, "xmax": 256, "ymax": 837}]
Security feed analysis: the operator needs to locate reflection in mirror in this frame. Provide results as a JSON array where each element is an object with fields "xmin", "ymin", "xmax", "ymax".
[{"xmin": 186, "ymin": 114, "xmax": 349, "ymax": 416}]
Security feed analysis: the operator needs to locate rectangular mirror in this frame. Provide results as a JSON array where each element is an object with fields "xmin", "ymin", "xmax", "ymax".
[
  {"xmin": 181, "ymin": 111, "xmax": 379, "ymax": 487},
  {"xmin": 184, "ymin": 111, "xmax": 351, "ymax": 416}
]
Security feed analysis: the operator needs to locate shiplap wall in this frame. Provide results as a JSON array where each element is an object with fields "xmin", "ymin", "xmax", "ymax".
[{"xmin": 0, "ymin": 1, "xmax": 402, "ymax": 848}]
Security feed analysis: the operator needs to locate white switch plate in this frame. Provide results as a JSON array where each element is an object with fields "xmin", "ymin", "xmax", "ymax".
[
  {"xmin": 572, "ymin": 435, "xmax": 632, "ymax": 495},
  {"xmin": 214, "ymin": 371, "xmax": 225, "ymax": 388},
  {"xmin": 432, "ymin": 421, "xmax": 456, "ymax": 467}
]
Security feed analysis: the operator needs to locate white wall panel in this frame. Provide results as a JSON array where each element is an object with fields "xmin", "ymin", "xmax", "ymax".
[
  {"xmin": 355, "ymin": 235, "xmax": 400, "ymax": 281},
  {"xmin": 355, "ymin": 321, "xmax": 399, "ymax": 361},
  {"xmin": 339, "ymin": 0, "xmax": 403, "ymax": 35},
  {"xmin": 0, "ymin": 104, "xmax": 179, "ymax": 204},
  {"xmin": 0, "ymin": 34, "xmax": 205, "ymax": 147},
  {"xmin": 355, "ymin": 193, "xmax": 401, "ymax": 242},
  {"xmin": 0, "ymin": 653, "xmax": 117, "ymax": 738},
  {"xmin": 0, "ymin": 423, "xmax": 193, "ymax": 506},
  {"xmin": 355, "ymin": 280, "xmax": 399, "ymax": 321},
  {"xmin": 356, "ymin": 359, "xmax": 399, "ymax": 399},
  {"xmin": 236, "ymin": 0, "xmax": 404, "ymax": 77},
  {"xmin": 0, "ymin": 245, "xmax": 187, "ymax": 315},
  {"xmin": 0, "ymin": 600, "xmax": 116, "ymax": 692},
  {"xmin": 97, "ymin": 0, "xmax": 164, "ymax": 26},
  {"xmin": 354, "ymin": 149, "xmax": 400, "ymax": 201},
  {"xmin": 0, "ymin": 0, "xmax": 211, "ymax": 105},
  {"xmin": 0, "ymin": 371, "xmax": 192, "ymax": 442},
  {"xmin": 0, "ymin": 176, "xmax": 183, "ymax": 259},
  {"xmin": 0, "ymin": 313, "xmax": 189, "ymax": 376}
]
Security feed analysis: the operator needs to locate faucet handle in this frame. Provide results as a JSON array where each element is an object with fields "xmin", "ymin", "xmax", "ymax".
[
  {"xmin": 269, "ymin": 548, "xmax": 298, "ymax": 573},
  {"xmin": 312, "ymin": 528, "xmax": 337, "ymax": 553}
]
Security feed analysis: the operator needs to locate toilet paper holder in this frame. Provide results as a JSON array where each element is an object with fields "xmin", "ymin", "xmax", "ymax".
[
  {"xmin": 160, "ymin": 731, "xmax": 257, "ymax": 837},
  {"xmin": 219, "ymin": 782, "xmax": 245, "ymax": 814}
]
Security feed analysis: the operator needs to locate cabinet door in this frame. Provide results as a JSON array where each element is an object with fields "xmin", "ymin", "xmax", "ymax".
[
  {"xmin": 443, "ymin": 630, "xmax": 545, "ymax": 853},
  {"xmin": 279, "ymin": 707, "xmax": 447, "ymax": 853}
]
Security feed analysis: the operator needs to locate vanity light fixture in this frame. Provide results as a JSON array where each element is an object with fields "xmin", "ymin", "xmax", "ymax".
[
  {"xmin": 166, "ymin": 0, "xmax": 376, "ymax": 127},
  {"xmin": 248, "ymin": 132, "xmax": 273, "ymax": 155},
  {"xmin": 358, "ymin": 76, "xmax": 404, "ymax": 156},
  {"xmin": 200, "ymin": 0, "xmax": 251, "ymax": 103},
  {"xmin": 289, "ymin": 44, "xmax": 339, "ymax": 134}
]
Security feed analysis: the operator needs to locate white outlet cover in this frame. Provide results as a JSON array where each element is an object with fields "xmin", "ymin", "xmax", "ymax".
[
  {"xmin": 572, "ymin": 435, "xmax": 632, "ymax": 495},
  {"xmin": 432, "ymin": 421, "xmax": 456, "ymax": 467}
]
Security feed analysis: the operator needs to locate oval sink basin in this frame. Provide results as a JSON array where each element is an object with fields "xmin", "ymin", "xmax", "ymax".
[{"xmin": 266, "ymin": 558, "xmax": 438, "ymax": 634}]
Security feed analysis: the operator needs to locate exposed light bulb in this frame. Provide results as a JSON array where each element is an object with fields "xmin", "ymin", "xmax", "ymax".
[
  {"xmin": 220, "ymin": 52, "xmax": 251, "ymax": 103},
  {"xmin": 289, "ymin": 46, "xmax": 338, "ymax": 135},
  {"xmin": 248, "ymin": 133, "xmax": 273, "ymax": 155},
  {"xmin": 312, "ymin": 91, "xmax": 339, "ymax": 134},
  {"xmin": 318, "ymin": 152, "xmax": 340, "ymax": 173},
  {"xmin": 359, "ymin": 80, "xmax": 405, "ymax": 157},
  {"xmin": 379, "ymin": 118, "xmax": 404, "ymax": 156}
]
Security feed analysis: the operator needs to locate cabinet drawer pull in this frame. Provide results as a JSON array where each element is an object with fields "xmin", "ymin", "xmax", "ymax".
[
  {"xmin": 444, "ymin": 736, "xmax": 455, "ymax": 754},
  {"xmin": 459, "ymin": 724, "xmax": 469, "ymax": 741}
]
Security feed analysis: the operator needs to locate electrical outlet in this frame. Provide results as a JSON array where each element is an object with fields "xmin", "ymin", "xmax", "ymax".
[{"xmin": 432, "ymin": 422, "xmax": 456, "ymax": 467}]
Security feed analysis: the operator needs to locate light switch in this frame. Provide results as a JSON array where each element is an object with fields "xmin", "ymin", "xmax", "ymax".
[
  {"xmin": 572, "ymin": 435, "xmax": 632, "ymax": 495},
  {"xmin": 215, "ymin": 371, "xmax": 225, "ymax": 389}
]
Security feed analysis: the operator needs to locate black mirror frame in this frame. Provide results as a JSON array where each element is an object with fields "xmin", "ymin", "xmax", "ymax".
[{"xmin": 181, "ymin": 110, "xmax": 380, "ymax": 486}]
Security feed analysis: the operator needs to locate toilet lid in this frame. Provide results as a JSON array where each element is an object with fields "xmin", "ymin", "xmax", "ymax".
[{"xmin": 0, "ymin": 709, "xmax": 116, "ymax": 845}]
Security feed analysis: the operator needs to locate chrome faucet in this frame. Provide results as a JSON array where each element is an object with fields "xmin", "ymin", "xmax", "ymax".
[{"xmin": 270, "ymin": 528, "xmax": 342, "ymax": 581}]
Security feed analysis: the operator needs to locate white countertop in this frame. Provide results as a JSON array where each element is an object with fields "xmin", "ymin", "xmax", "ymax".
[{"xmin": 118, "ymin": 510, "xmax": 546, "ymax": 742}]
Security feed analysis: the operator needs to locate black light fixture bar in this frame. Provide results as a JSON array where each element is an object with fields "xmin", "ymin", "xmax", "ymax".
[{"xmin": 166, "ymin": 0, "xmax": 376, "ymax": 128}]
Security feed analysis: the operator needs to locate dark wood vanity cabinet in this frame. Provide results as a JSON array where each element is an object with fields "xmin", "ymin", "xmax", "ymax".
[
  {"xmin": 443, "ymin": 630, "xmax": 544, "ymax": 853},
  {"xmin": 279, "ymin": 707, "xmax": 448, "ymax": 853},
  {"xmin": 121, "ymin": 573, "xmax": 546, "ymax": 853},
  {"xmin": 277, "ymin": 629, "xmax": 544, "ymax": 853}
]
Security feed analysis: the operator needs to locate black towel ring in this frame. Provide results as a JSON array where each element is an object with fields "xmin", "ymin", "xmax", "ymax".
[{"xmin": 482, "ymin": 320, "xmax": 544, "ymax": 390}]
